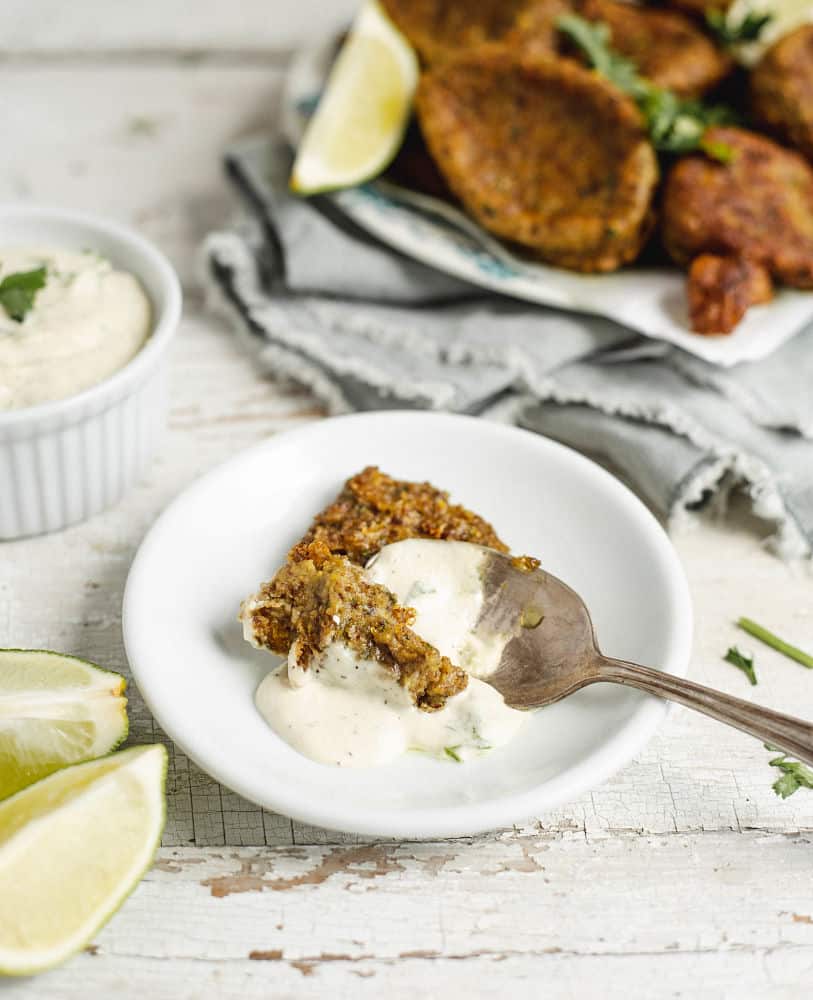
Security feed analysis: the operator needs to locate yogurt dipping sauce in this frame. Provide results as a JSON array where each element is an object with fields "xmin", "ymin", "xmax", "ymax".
[
  {"xmin": 0, "ymin": 247, "xmax": 152, "ymax": 411},
  {"xmin": 250, "ymin": 539, "xmax": 529, "ymax": 767}
]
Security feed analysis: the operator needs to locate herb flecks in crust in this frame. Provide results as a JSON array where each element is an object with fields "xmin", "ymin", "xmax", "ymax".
[
  {"xmin": 244, "ymin": 541, "xmax": 468, "ymax": 710},
  {"xmin": 290, "ymin": 466, "xmax": 508, "ymax": 566},
  {"xmin": 243, "ymin": 467, "xmax": 513, "ymax": 711}
]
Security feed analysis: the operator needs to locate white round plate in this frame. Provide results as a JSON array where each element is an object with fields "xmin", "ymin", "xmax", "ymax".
[
  {"xmin": 279, "ymin": 37, "xmax": 813, "ymax": 368},
  {"xmin": 123, "ymin": 412, "xmax": 692, "ymax": 838}
]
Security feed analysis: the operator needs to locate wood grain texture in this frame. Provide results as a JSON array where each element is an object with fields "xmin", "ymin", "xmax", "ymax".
[
  {"xmin": 2, "ymin": 833, "xmax": 812, "ymax": 997},
  {"xmin": 1, "ymin": 17, "xmax": 813, "ymax": 993},
  {"xmin": 2, "ymin": 0, "xmax": 357, "ymax": 55}
]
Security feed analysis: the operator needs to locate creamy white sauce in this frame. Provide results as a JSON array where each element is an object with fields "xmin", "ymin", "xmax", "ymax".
[
  {"xmin": 250, "ymin": 539, "xmax": 527, "ymax": 768},
  {"xmin": 366, "ymin": 539, "xmax": 508, "ymax": 678},
  {"xmin": 0, "ymin": 247, "xmax": 152, "ymax": 411}
]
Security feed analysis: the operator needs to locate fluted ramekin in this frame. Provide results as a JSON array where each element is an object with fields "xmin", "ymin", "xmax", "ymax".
[{"xmin": 0, "ymin": 205, "xmax": 182, "ymax": 539}]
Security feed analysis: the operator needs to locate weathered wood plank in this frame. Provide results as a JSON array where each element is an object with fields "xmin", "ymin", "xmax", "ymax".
[
  {"xmin": 2, "ymin": 1, "xmax": 356, "ymax": 54},
  {"xmin": 2, "ymin": 833, "xmax": 811, "ymax": 997}
]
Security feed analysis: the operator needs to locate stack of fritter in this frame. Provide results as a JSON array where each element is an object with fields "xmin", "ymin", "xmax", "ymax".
[{"xmin": 379, "ymin": 0, "xmax": 813, "ymax": 335}]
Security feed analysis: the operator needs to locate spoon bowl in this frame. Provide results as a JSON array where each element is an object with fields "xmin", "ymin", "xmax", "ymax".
[{"xmin": 479, "ymin": 549, "xmax": 813, "ymax": 766}]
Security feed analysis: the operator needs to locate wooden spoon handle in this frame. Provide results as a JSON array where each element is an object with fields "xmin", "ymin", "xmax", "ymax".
[{"xmin": 596, "ymin": 656, "xmax": 813, "ymax": 766}]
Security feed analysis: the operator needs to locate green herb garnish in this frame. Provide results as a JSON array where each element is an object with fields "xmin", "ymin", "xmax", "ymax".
[
  {"xmin": 724, "ymin": 646, "xmax": 757, "ymax": 685},
  {"xmin": 557, "ymin": 15, "xmax": 737, "ymax": 158},
  {"xmin": 444, "ymin": 746, "xmax": 463, "ymax": 763},
  {"xmin": 700, "ymin": 135, "xmax": 737, "ymax": 164},
  {"xmin": 765, "ymin": 745, "xmax": 813, "ymax": 799},
  {"xmin": 0, "ymin": 267, "xmax": 47, "ymax": 323},
  {"xmin": 737, "ymin": 618, "xmax": 813, "ymax": 670},
  {"xmin": 706, "ymin": 9, "xmax": 773, "ymax": 46}
]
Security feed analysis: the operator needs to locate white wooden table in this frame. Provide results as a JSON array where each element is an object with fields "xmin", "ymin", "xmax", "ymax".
[{"xmin": 2, "ymin": 5, "xmax": 812, "ymax": 996}]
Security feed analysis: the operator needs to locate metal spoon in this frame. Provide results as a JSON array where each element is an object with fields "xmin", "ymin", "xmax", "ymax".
[{"xmin": 478, "ymin": 550, "xmax": 813, "ymax": 766}]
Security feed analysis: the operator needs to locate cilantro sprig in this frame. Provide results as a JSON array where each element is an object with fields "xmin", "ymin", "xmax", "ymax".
[
  {"xmin": 556, "ymin": 14, "xmax": 737, "ymax": 158},
  {"xmin": 0, "ymin": 267, "xmax": 47, "ymax": 323},
  {"xmin": 765, "ymin": 745, "xmax": 813, "ymax": 799},
  {"xmin": 724, "ymin": 646, "xmax": 757, "ymax": 685},
  {"xmin": 706, "ymin": 10, "xmax": 773, "ymax": 46}
]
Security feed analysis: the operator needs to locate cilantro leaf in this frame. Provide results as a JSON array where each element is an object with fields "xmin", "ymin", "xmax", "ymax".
[
  {"xmin": 0, "ymin": 267, "xmax": 47, "ymax": 323},
  {"xmin": 766, "ymin": 749, "xmax": 813, "ymax": 799},
  {"xmin": 444, "ymin": 745, "xmax": 463, "ymax": 763},
  {"xmin": 707, "ymin": 10, "xmax": 773, "ymax": 46},
  {"xmin": 724, "ymin": 646, "xmax": 757, "ymax": 685},
  {"xmin": 556, "ymin": 15, "xmax": 738, "ymax": 157}
]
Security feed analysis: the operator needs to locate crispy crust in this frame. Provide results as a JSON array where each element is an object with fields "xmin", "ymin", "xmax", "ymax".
[
  {"xmin": 687, "ymin": 254, "xmax": 773, "ymax": 335},
  {"xmin": 244, "ymin": 541, "xmax": 468, "ymax": 710},
  {"xmin": 751, "ymin": 25, "xmax": 813, "ymax": 163},
  {"xmin": 416, "ymin": 49, "xmax": 658, "ymax": 272},
  {"xmin": 290, "ymin": 465, "xmax": 508, "ymax": 566},
  {"xmin": 662, "ymin": 127, "xmax": 813, "ymax": 295},
  {"xmin": 575, "ymin": 0, "xmax": 732, "ymax": 98},
  {"xmin": 379, "ymin": 0, "xmax": 539, "ymax": 66},
  {"xmin": 243, "ymin": 468, "xmax": 510, "ymax": 711}
]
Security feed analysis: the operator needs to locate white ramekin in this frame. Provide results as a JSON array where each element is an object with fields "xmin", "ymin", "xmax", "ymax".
[{"xmin": 0, "ymin": 205, "xmax": 182, "ymax": 540}]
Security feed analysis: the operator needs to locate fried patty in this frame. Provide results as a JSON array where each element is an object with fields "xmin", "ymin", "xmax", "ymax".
[
  {"xmin": 687, "ymin": 254, "xmax": 773, "ymax": 334},
  {"xmin": 663, "ymin": 126, "xmax": 813, "ymax": 331},
  {"xmin": 503, "ymin": 0, "xmax": 576, "ymax": 61},
  {"xmin": 751, "ymin": 25, "xmax": 813, "ymax": 163},
  {"xmin": 574, "ymin": 0, "xmax": 731, "ymax": 97},
  {"xmin": 379, "ymin": 0, "xmax": 539, "ymax": 65},
  {"xmin": 416, "ymin": 49, "xmax": 658, "ymax": 272}
]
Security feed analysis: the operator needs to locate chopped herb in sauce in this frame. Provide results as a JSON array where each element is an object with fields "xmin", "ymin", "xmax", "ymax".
[{"xmin": 0, "ymin": 267, "xmax": 47, "ymax": 323}]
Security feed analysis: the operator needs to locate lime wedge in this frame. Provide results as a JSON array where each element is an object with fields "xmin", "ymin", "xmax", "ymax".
[
  {"xmin": 0, "ymin": 744, "xmax": 166, "ymax": 976},
  {"xmin": 0, "ymin": 649, "xmax": 128, "ymax": 801},
  {"xmin": 290, "ymin": 0, "xmax": 419, "ymax": 194}
]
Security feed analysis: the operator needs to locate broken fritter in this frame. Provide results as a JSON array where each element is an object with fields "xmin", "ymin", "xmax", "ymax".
[
  {"xmin": 416, "ymin": 49, "xmax": 658, "ymax": 273},
  {"xmin": 687, "ymin": 254, "xmax": 773, "ymax": 335},
  {"xmin": 751, "ymin": 25, "xmax": 813, "ymax": 163},
  {"xmin": 662, "ymin": 126, "xmax": 813, "ymax": 332},
  {"xmin": 379, "ymin": 0, "xmax": 539, "ymax": 65},
  {"xmin": 571, "ymin": 0, "xmax": 732, "ymax": 98}
]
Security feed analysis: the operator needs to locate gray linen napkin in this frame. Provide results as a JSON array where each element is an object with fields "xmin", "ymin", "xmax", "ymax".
[{"xmin": 204, "ymin": 138, "xmax": 813, "ymax": 558}]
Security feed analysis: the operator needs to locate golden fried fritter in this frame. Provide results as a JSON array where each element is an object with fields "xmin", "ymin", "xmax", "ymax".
[
  {"xmin": 574, "ymin": 0, "xmax": 732, "ymax": 97},
  {"xmin": 379, "ymin": 0, "xmax": 538, "ymax": 65},
  {"xmin": 687, "ymin": 254, "xmax": 773, "ymax": 334},
  {"xmin": 416, "ymin": 49, "xmax": 658, "ymax": 272},
  {"xmin": 663, "ymin": 127, "xmax": 813, "ymax": 331},
  {"xmin": 662, "ymin": 127, "xmax": 813, "ymax": 333},
  {"xmin": 751, "ymin": 25, "xmax": 813, "ymax": 162},
  {"xmin": 503, "ymin": 0, "xmax": 576, "ymax": 61}
]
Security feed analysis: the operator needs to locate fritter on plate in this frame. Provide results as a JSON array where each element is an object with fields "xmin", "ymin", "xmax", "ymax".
[
  {"xmin": 573, "ymin": 0, "xmax": 732, "ymax": 97},
  {"xmin": 416, "ymin": 49, "xmax": 658, "ymax": 273},
  {"xmin": 662, "ymin": 126, "xmax": 813, "ymax": 332},
  {"xmin": 379, "ymin": 0, "xmax": 540, "ymax": 65},
  {"xmin": 751, "ymin": 25, "xmax": 813, "ymax": 162}
]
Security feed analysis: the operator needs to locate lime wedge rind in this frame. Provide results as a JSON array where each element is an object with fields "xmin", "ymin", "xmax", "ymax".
[
  {"xmin": 0, "ymin": 744, "xmax": 167, "ymax": 977},
  {"xmin": 0, "ymin": 649, "xmax": 129, "ymax": 801}
]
